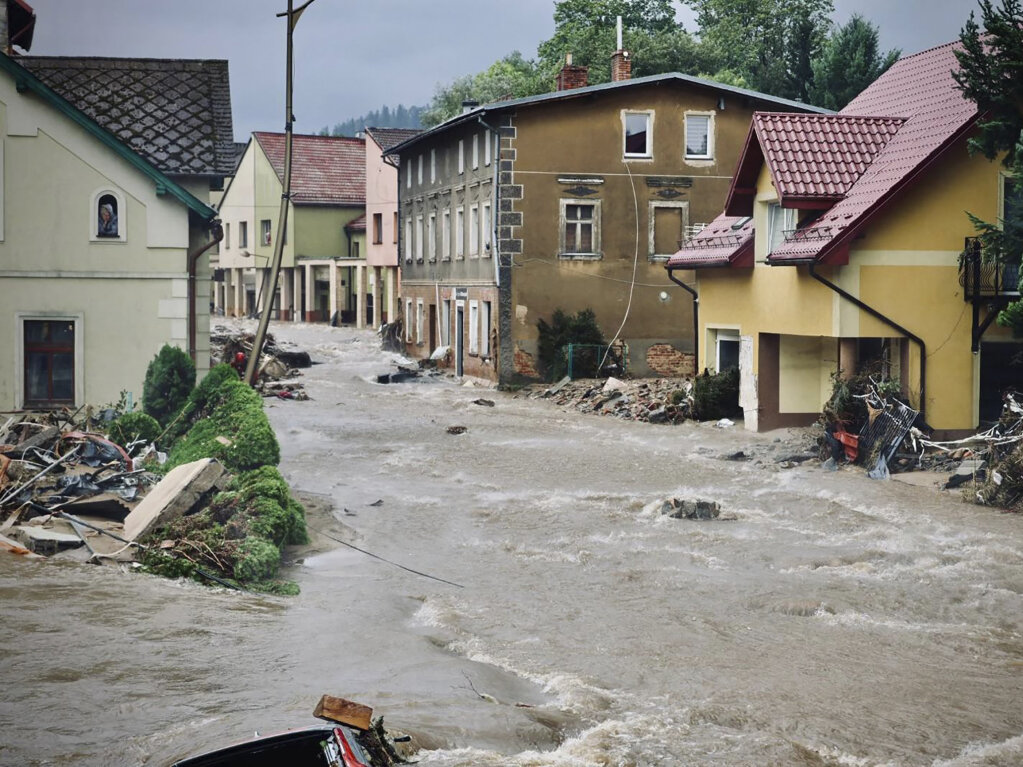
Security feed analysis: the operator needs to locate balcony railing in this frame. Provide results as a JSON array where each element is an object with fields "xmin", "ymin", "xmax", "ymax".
[{"xmin": 959, "ymin": 237, "xmax": 1021, "ymax": 300}]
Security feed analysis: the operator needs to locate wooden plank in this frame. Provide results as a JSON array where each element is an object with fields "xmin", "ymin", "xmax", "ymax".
[{"xmin": 312, "ymin": 695, "xmax": 373, "ymax": 731}]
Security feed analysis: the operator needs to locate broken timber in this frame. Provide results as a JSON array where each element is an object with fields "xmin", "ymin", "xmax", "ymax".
[{"xmin": 313, "ymin": 694, "xmax": 373, "ymax": 731}]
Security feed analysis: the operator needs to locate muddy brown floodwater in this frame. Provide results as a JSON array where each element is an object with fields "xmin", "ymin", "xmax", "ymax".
[{"xmin": 2, "ymin": 321, "xmax": 1022, "ymax": 767}]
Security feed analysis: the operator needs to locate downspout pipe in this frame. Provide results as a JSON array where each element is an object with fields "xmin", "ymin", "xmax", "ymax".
[
  {"xmin": 666, "ymin": 267, "xmax": 699, "ymax": 374},
  {"xmin": 808, "ymin": 262, "xmax": 926, "ymax": 421},
  {"xmin": 188, "ymin": 218, "xmax": 224, "ymax": 365}
]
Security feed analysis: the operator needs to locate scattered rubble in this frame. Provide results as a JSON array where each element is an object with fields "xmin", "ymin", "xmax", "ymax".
[
  {"xmin": 210, "ymin": 324, "xmax": 312, "ymax": 400},
  {"xmin": 659, "ymin": 498, "xmax": 722, "ymax": 520},
  {"xmin": 519, "ymin": 376, "xmax": 693, "ymax": 424}
]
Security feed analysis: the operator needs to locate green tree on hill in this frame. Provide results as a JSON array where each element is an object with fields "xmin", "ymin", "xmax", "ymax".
[{"xmin": 808, "ymin": 14, "xmax": 900, "ymax": 110}]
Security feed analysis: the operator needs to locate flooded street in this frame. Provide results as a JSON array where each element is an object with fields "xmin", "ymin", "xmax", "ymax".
[{"xmin": 3, "ymin": 321, "xmax": 1023, "ymax": 766}]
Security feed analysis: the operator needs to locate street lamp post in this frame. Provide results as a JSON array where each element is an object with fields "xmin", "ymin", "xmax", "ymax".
[{"xmin": 244, "ymin": 0, "xmax": 316, "ymax": 386}]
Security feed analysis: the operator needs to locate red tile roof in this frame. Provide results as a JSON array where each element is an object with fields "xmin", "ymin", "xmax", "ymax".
[
  {"xmin": 345, "ymin": 212, "xmax": 366, "ymax": 232},
  {"xmin": 254, "ymin": 132, "xmax": 365, "ymax": 206},
  {"xmin": 768, "ymin": 42, "xmax": 979, "ymax": 263},
  {"xmin": 666, "ymin": 214, "xmax": 754, "ymax": 268},
  {"xmin": 754, "ymin": 113, "xmax": 905, "ymax": 203}
]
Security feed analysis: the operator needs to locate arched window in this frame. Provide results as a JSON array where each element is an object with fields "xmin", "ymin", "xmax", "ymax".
[
  {"xmin": 97, "ymin": 194, "xmax": 118, "ymax": 237},
  {"xmin": 90, "ymin": 188, "xmax": 125, "ymax": 242}
]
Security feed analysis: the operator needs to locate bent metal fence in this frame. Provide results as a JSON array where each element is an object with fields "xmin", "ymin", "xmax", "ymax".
[{"xmin": 563, "ymin": 343, "xmax": 626, "ymax": 380}]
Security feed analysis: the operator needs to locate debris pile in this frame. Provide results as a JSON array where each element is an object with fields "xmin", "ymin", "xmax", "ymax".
[
  {"xmin": 210, "ymin": 324, "xmax": 312, "ymax": 400},
  {"xmin": 520, "ymin": 376, "xmax": 693, "ymax": 423}
]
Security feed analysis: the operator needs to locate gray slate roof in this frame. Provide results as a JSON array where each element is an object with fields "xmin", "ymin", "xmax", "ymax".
[
  {"xmin": 16, "ymin": 56, "xmax": 235, "ymax": 177},
  {"xmin": 365, "ymin": 126, "xmax": 422, "ymax": 154}
]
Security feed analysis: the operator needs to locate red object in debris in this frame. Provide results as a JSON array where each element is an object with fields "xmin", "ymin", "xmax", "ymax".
[{"xmin": 834, "ymin": 430, "xmax": 859, "ymax": 462}]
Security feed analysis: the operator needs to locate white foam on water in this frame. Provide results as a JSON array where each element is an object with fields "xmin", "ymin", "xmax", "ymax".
[{"xmin": 931, "ymin": 732, "xmax": 1023, "ymax": 766}]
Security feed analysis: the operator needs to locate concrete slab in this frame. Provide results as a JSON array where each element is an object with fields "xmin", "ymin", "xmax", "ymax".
[{"xmin": 122, "ymin": 458, "xmax": 227, "ymax": 541}]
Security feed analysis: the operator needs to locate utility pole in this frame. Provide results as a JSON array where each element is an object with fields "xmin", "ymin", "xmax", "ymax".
[{"xmin": 244, "ymin": 0, "xmax": 317, "ymax": 386}]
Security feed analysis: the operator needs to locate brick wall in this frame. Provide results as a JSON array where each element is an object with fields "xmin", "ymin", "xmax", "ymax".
[{"xmin": 645, "ymin": 343, "xmax": 695, "ymax": 377}]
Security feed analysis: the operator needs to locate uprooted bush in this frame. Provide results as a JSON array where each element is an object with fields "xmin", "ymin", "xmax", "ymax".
[
  {"xmin": 138, "ymin": 465, "xmax": 307, "ymax": 594},
  {"xmin": 108, "ymin": 411, "xmax": 161, "ymax": 448},
  {"xmin": 143, "ymin": 344, "xmax": 196, "ymax": 427},
  {"xmin": 693, "ymin": 367, "xmax": 740, "ymax": 420},
  {"xmin": 821, "ymin": 365, "xmax": 902, "ymax": 434}
]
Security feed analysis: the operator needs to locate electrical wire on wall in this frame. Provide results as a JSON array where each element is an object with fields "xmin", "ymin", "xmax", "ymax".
[{"xmin": 598, "ymin": 157, "xmax": 642, "ymax": 372}]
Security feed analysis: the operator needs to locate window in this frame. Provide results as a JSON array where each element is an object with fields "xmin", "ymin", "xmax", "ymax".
[
  {"xmin": 484, "ymin": 132, "xmax": 491, "ymax": 166},
  {"xmin": 97, "ymin": 194, "xmax": 119, "ymax": 237},
  {"xmin": 373, "ymin": 213, "xmax": 383, "ymax": 244},
  {"xmin": 455, "ymin": 207, "xmax": 465, "ymax": 258},
  {"xmin": 685, "ymin": 113, "xmax": 713, "ymax": 160},
  {"xmin": 261, "ymin": 219, "xmax": 272, "ymax": 246},
  {"xmin": 715, "ymin": 329, "xmax": 740, "ymax": 373},
  {"xmin": 442, "ymin": 209, "xmax": 451, "ymax": 260},
  {"xmin": 442, "ymin": 299, "xmax": 451, "ymax": 345},
  {"xmin": 415, "ymin": 215, "xmax": 424, "ymax": 262},
  {"xmin": 405, "ymin": 299, "xmax": 413, "ymax": 341},
  {"xmin": 427, "ymin": 213, "xmax": 436, "ymax": 262},
  {"xmin": 458, "ymin": 139, "xmax": 465, "ymax": 174},
  {"xmin": 430, "ymin": 149, "xmax": 436, "ymax": 183},
  {"xmin": 23, "ymin": 319, "xmax": 75, "ymax": 407},
  {"xmin": 416, "ymin": 299, "xmax": 424, "ymax": 344},
  {"xmin": 469, "ymin": 204, "xmax": 479, "ymax": 256},
  {"xmin": 481, "ymin": 201, "xmax": 491, "ymax": 255},
  {"xmin": 393, "ymin": 212, "xmax": 398, "ymax": 243},
  {"xmin": 239, "ymin": 221, "xmax": 248, "ymax": 249},
  {"xmin": 560, "ymin": 199, "xmax": 601, "ymax": 257},
  {"xmin": 767, "ymin": 203, "xmax": 796, "ymax": 254},
  {"xmin": 404, "ymin": 218, "xmax": 412, "ymax": 262},
  {"xmin": 1002, "ymin": 172, "xmax": 1021, "ymax": 223},
  {"xmin": 481, "ymin": 301, "xmax": 491, "ymax": 356},
  {"xmin": 648, "ymin": 201, "xmax": 689, "ymax": 260},
  {"xmin": 352, "ymin": 241, "xmax": 360, "ymax": 259},
  {"xmin": 91, "ymin": 188, "xmax": 126, "ymax": 241},
  {"xmin": 623, "ymin": 112, "xmax": 651, "ymax": 157},
  {"xmin": 472, "ymin": 134, "xmax": 479, "ymax": 169},
  {"xmin": 406, "ymin": 164, "xmax": 411, "ymax": 189},
  {"xmin": 225, "ymin": 222, "xmax": 231, "ymax": 249},
  {"xmin": 469, "ymin": 300, "xmax": 479, "ymax": 354},
  {"xmin": 417, "ymin": 155, "xmax": 423, "ymax": 185}
]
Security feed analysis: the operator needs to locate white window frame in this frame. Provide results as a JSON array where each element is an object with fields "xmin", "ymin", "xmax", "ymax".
[
  {"xmin": 239, "ymin": 220, "xmax": 248, "ymax": 249},
  {"xmin": 715, "ymin": 328, "xmax": 740, "ymax": 373},
  {"xmin": 647, "ymin": 200, "xmax": 690, "ymax": 261},
  {"xmin": 442, "ymin": 299, "xmax": 451, "ymax": 345},
  {"xmin": 685, "ymin": 111, "xmax": 715, "ymax": 161},
  {"xmin": 767, "ymin": 203, "xmax": 796, "ymax": 254},
  {"xmin": 468, "ymin": 299, "xmax": 479, "ymax": 355},
  {"xmin": 90, "ymin": 187, "xmax": 127, "ymax": 243},
  {"xmin": 622, "ymin": 110, "xmax": 653, "ymax": 159},
  {"xmin": 484, "ymin": 132, "xmax": 491, "ymax": 166},
  {"xmin": 416, "ymin": 298, "xmax": 424, "ymax": 345},
  {"xmin": 559, "ymin": 198, "xmax": 601, "ymax": 259},
  {"xmin": 261, "ymin": 219, "xmax": 272, "ymax": 246},
  {"xmin": 16, "ymin": 312, "xmax": 85, "ymax": 408},
  {"xmin": 430, "ymin": 149, "xmax": 436, "ymax": 183},
  {"xmin": 458, "ymin": 139, "xmax": 465, "ymax": 175},
  {"xmin": 481, "ymin": 201, "xmax": 492, "ymax": 256},
  {"xmin": 427, "ymin": 212, "xmax": 436, "ymax": 262},
  {"xmin": 480, "ymin": 301, "xmax": 491, "ymax": 357},
  {"xmin": 417, "ymin": 154, "xmax": 423, "ymax": 185},
  {"xmin": 415, "ymin": 215, "xmax": 424, "ymax": 262},
  {"xmin": 442, "ymin": 209, "xmax": 451, "ymax": 261},
  {"xmin": 455, "ymin": 206, "xmax": 465, "ymax": 258},
  {"xmin": 472, "ymin": 133, "xmax": 480, "ymax": 169},
  {"xmin": 406, "ymin": 163, "xmax": 411, "ymax": 188},
  {"xmin": 224, "ymin": 222, "xmax": 230, "ymax": 250},
  {"xmin": 469, "ymin": 204, "xmax": 479, "ymax": 257},
  {"xmin": 405, "ymin": 299, "xmax": 413, "ymax": 341},
  {"xmin": 404, "ymin": 217, "xmax": 412, "ymax": 262}
]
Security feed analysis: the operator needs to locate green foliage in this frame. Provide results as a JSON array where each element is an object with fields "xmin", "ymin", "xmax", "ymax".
[
  {"xmin": 536, "ymin": 308, "xmax": 605, "ymax": 381},
  {"xmin": 692, "ymin": 367, "xmax": 740, "ymax": 420},
  {"xmin": 163, "ymin": 366, "xmax": 280, "ymax": 473},
  {"xmin": 954, "ymin": 1, "xmax": 1023, "ymax": 333},
  {"xmin": 421, "ymin": 52, "xmax": 547, "ymax": 127},
  {"xmin": 808, "ymin": 14, "xmax": 899, "ymax": 110},
  {"xmin": 108, "ymin": 412, "xmax": 161, "ymax": 447},
  {"xmin": 234, "ymin": 538, "xmax": 280, "ymax": 582},
  {"xmin": 142, "ymin": 345, "xmax": 196, "ymax": 427},
  {"xmin": 820, "ymin": 365, "xmax": 900, "ymax": 431}
]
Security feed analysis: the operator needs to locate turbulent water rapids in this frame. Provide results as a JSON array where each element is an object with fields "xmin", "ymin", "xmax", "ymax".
[{"xmin": 2, "ymin": 321, "xmax": 1022, "ymax": 767}]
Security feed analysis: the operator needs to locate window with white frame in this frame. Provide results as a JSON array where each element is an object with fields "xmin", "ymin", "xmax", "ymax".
[
  {"xmin": 406, "ymin": 164, "xmax": 411, "ymax": 188},
  {"xmin": 430, "ymin": 149, "xmax": 436, "ymax": 183},
  {"xmin": 417, "ymin": 155, "xmax": 423, "ymax": 185},
  {"xmin": 715, "ymin": 329, "xmax": 740, "ymax": 373},
  {"xmin": 481, "ymin": 201, "xmax": 491, "ymax": 255},
  {"xmin": 559, "ymin": 199, "xmax": 601, "ymax": 257},
  {"xmin": 456, "ymin": 206, "xmax": 465, "ymax": 258},
  {"xmin": 458, "ymin": 139, "xmax": 465, "ymax": 174},
  {"xmin": 767, "ymin": 203, "xmax": 796, "ymax": 254},
  {"xmin": 468, "ymin": 299, "xmax": 479, "ymax": 355},
  {"xmin": 239, "ymin": 220, "xmax": 248, "ymax": 248},
  {"xmin": 415, "ymin": 215, "xmax": 424, "ymax": 262},
  {"xmin": 404, "ymin": 217, "xmax": 412, "ymax": 262},
  {"xmin": 225, "ymin": 222, "xmax": 231, "ymax": 249},
  {"xmin": 685, "ymin": 113, "xmax": 714, "ymax": 160},
  {"xmin": 427, "ymin": 213, "xmax": 436, "ymax": 262},
  {"xmin": 480, "ymin": 301, "xmax": 491, "ymax": 357},
  {"xmin": 442, "ymin": 209, "xmax": 451, "ymax": 260},
  {"xmin": 472, "ymin": 134, "xmax": 479, "ymax": 169},
  {"xmin": 469, "ymin": 204, "xmax": 479, "ymax": 256},
  {"xmin": 442, "ymin": 299, "xmax": 451, "ymax": 345},
  {"xmin": 23, "ymin": 318, "xmax": 77, "ymax": 407},
  {"xmin": 484, "ymin": 132, "xmax": 491, "ymax": 166},
  {"xmin": 623, "ymin": 111, "xmax": 652, "ymax": 158},
  {"xmin": 416, "ymin": 299, "xmax": 424, "ymax": 344},
  {"xmin": 261, "ymin": 219, "xmax": 272, "ymax": 246},
  {"xmin": 405, "ymin": 299, "xmax": 413, "ymax": 341},
  {"xmin": 92, "ymin": 188, "xmax": 126, "ymax": 241},
  {"xmin": 648, "ymin": 201, "xmax": 689, "ymax": 260}
]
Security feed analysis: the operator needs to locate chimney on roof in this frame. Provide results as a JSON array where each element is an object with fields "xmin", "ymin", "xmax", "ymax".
[
  {"xmin": 556, "ymin": 52, "xmax": 589, "ymax": 91},
  {"xmin": 611, "ymin": 16, "xmax": 631, "ymax": 82},
  {"xmin": 461, "ymin": 99, "xmax": 479, "ymax": 114}
]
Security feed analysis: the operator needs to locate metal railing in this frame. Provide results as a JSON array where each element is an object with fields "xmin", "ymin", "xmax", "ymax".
[{"xmin": 959, "ymin": 236, "xmax": 1021, "ymax": 300}]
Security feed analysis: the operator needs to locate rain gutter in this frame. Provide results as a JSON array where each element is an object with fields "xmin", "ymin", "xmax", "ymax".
[
  {"xmin": 666, "ymin": 267, "xmax": 698, "ymax": 374},
  {"xmin": 808, "ymin": 262, "xmax": 926, "ymax": 421}
]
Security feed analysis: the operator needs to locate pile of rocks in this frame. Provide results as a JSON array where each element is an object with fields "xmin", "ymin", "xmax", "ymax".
[{"xmin": 519, "ymin": 376, "xmax": 693, "ymax": 424}]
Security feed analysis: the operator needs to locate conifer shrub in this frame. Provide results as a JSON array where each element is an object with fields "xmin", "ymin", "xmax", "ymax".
[
  {"xmin": 692, "ymin": 367, "xmax": 740, "ymax": 420},
  {"xmin": 536, "ymin": 308, "xmax": 605, "ymax": 381},
  {"xmin": 108, "ymin": 411, "xmax": 161, "ymax": 447},
  {"xmin": 142, "ymin": 345, "xmax": 195, "ymax": 427}
]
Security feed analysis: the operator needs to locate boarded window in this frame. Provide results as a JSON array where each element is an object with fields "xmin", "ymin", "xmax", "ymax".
[{"xmin": 654, "ymin": 207, "xmax": 685, "ymax": 255}]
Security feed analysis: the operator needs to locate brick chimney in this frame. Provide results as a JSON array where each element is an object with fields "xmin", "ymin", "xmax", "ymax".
[
  {"xmin": 611, "ymin": 16, "xmax": 631, "ymax": 82},
  {"xmin": 556, "ymin": 53, "xmax": 589, "ymax": 91}
]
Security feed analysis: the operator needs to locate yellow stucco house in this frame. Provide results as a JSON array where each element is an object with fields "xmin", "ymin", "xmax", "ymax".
[
  {"xmin": 0, "ymin": 50, "xmax": 224, "ymax": 412},
  {"xmin": 668, "ymin": 42, "xmax": 1013, "ymax": 437},
  {"xmin": 216, "ymin": 132, "xmax": 367, "ymax": 324}
]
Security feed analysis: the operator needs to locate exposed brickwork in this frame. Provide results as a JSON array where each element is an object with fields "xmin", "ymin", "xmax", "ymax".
[
  {"xmin": 611, "ymin": 50, "xmax": 632, "ymax": 82},
  {"xmin": 514, "ymin": 345, "xmax": 540, "ymax": 378},
  {"xmin": 646, "ymin": 344, "xmax": 695, "ymax": 377},
  {"xmin": 556, "ymin": 64, "xmax": 589, "ymax": 91}
]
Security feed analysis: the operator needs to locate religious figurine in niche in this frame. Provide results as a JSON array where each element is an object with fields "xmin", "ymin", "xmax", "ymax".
[{"xmin": 97, "ymin": 198, "xmax": 118, "ymax": 237}]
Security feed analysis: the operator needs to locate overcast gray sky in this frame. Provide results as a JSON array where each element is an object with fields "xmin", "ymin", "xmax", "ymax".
[{"xmin": 24, "ymin": 0, "xmax": 980, "ymax": 141}]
